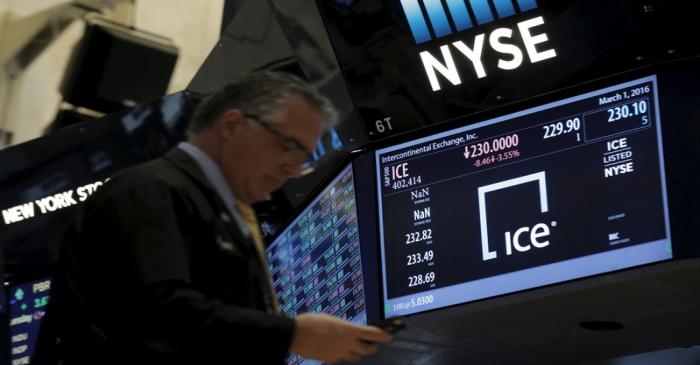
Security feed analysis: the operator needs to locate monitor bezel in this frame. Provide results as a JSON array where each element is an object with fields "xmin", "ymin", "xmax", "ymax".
[{"xmin": 360, "ymin": 56, "xmax": 700, "ymax": 317}]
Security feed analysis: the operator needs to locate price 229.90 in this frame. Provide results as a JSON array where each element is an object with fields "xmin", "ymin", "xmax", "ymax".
[{"xmin": 405, "ymin": 229, "xmax": 432, "ymax": 244}]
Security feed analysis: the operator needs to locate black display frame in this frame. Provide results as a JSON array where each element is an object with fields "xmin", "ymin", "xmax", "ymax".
[{"xmin": 358, "ymin": 56, "xmax": 700, "ymax": 317}]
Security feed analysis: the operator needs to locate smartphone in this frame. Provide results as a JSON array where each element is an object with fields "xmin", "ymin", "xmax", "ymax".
[{"xmin": 371, "ymin": 317, "xmax": 406, "ymax": 334}]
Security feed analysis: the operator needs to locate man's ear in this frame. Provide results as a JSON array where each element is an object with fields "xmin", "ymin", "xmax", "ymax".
[{"xmin": 215, "ymin": 109, "xmax": 245, "ymax": 141}]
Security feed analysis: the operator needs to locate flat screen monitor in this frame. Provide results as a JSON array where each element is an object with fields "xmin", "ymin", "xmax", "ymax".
[
  {"xmin": 266, "ymin": 163, "xmax": 367, "ymax": 365},
  {"xmin": 7, "ymin": 277, "xmax": 51, "ymax": 364},
  {"xmin": 375, "ymin": 75, "xmax": 671, "ymax": 317}
]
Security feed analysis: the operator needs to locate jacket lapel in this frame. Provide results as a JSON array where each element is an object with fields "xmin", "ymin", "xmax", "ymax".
[
  {"xmin": 162, "ymin": 148, "xmax": 255, "ymax": 254},
  {"xmin": 163, "ymin": 148, "xmax": 215, "ymax": 193}
]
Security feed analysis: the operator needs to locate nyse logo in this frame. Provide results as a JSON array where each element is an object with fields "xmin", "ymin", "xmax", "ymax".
[
  {"xmin": 477, "ymin": 171, "xmax": 555, "ymax": 261},
  {"xmin": 399, "ymin": 0, "xmax": 557, "ymax": 91},
  {"xmin": 401, "ymin": 0, "xmax": 538, "ymax": 44}
]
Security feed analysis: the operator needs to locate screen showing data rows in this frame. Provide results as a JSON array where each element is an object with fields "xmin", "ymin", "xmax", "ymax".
[{"xmin": 267, "ymin": 164, "xmax": 366, "ymax": 365}]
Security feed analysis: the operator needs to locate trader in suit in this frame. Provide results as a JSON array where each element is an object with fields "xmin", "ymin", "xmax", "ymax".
[{"xmin": 45, "ymin": 72, "xmax": 391, "ymax": 364}]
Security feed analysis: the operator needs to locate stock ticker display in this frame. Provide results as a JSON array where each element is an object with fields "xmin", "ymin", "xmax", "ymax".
[
  {"xmin": 7, "ymin": 278, "xmax": 51, "ymax": 365},
  {"xmin": 266, "ymin": 164, "xmax": 366, "ymax": 365},
  {"xmin": 376, "ymin": 76, "xmax": 672, "ymax": 317}
]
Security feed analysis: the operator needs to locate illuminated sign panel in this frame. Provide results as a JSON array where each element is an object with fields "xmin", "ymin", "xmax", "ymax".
[{"xmin": 399, "ymin": 0, "xmax": 558, "ymax": 91}]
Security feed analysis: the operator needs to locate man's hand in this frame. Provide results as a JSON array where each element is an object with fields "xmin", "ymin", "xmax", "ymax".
[{"xmin": 291, "ymin": 313, "xmax": 393, "ymax": 363}]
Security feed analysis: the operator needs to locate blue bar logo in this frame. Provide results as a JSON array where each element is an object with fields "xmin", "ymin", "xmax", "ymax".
[{"xmin": 401, "ymin": 0, "xmax": 539, "ymax": 44}]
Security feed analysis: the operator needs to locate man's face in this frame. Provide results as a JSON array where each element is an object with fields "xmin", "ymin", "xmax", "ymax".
[{"xmin": 220, "ymin": 95, "xmax": 325, "ymax": 204}]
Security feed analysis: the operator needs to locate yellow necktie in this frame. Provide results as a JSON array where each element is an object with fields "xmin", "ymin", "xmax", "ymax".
[{"xmin": 234, "ymin": 201, "xmax": 280, "ymax": 313}]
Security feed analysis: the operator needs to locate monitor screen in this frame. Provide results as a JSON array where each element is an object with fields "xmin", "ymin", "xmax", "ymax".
[
  {"xmin": 266, "ymin": 163, "xmax": 366, "ymax": 365},
  {"xmin": 375, "ymin": 75, "xmax": 671, "ymax": 317},
  {"xmin": 7, "ymin": 277, "xmax": 51, "ymax": 364}
]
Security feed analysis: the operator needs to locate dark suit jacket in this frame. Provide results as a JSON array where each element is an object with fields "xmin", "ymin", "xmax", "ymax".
[{"xmin": 41, "ymin": 148, "xmax": 295, "ymax": 364}]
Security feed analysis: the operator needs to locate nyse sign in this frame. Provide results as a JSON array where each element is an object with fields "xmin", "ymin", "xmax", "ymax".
[{"xmin": 400, "ymin": 0, "xmax": 557, "ymax": 91}]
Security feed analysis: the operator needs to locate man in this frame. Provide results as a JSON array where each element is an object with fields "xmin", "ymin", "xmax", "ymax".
[{"xmin": 45, "ymin": 72, "xmax": 391, "ymax": 364}]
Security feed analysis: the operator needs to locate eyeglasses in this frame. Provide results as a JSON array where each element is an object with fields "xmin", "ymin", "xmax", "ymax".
[{"xmin": 244, "ymin": 113, "xmax": 317, "ymax": 175}]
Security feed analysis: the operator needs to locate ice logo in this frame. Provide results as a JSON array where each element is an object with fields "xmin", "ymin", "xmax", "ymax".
[{"xmin": 478, "ymin": 171, "xmax": 556, "ymax": 261}]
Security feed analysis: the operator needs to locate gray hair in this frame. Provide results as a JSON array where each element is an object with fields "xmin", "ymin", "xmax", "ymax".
[{"xmin": 187, "ymin": 71, "xmax": 338, "ymax": 136}]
